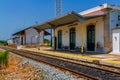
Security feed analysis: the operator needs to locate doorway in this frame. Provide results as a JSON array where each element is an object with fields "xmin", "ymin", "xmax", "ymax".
[
  {"xmin": 87, "ymin": 25, "xmax": 95, "ymax": 51},
  {"xmin": 58, "ymin": 30, "xmax": 62, "ymax": 49},
  {"xmin": 70, "ymin": 28, "xmax": 75, "ymax": 50}
]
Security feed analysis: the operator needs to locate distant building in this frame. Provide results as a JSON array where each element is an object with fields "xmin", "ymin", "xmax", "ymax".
[
  {"xmin": 7, "ymin": 38, "xmax": 13, "ymax": 45},
  {"xmin": 12, "ymin": 27, "xmax": 51, "ymax": 46}
]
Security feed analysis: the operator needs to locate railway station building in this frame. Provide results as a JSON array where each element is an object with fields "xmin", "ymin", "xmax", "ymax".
[
  {"xmin": 11, "ymin": 3, "xmax": 120, "ymax": 53},
  {"xmin": 12, "ymin": 27, "xmax": 51, "ymax": 47}
]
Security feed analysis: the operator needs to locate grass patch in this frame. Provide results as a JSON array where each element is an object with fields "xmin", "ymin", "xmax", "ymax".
[
  {"xmin": 0, "ymin": 51, "xmax": 9, "ymax": 69},
  {"xmin": 41, "ymin": 74, "xmax": 45, "ymax": 80}
]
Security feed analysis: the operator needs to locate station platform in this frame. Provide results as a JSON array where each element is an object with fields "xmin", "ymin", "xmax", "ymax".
[{"xmin": 22, "ymin": 48, "xmax": 120, "ymax": 68}]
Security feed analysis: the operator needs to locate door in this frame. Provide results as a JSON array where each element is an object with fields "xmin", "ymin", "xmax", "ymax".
[
  {"xmin": 21, "ymin": 36, "xmax": 23, "ymax": 45},
  {"xmin": 87, "ymin": 25, "xmax": 95, "ymax": 51},
  {"xmin": 113, "ymin": 33, "xmax": 120, "ymax": 53},
  {"xmin": 70, "ymin": 28, "xmax": 75, "ymax": 50},
  {"xmin": 58, "ymin": 30, "xmax": 62, "ymax": 49}
]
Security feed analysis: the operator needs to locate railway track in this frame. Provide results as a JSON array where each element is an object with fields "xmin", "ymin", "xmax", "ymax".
[{"xmin": 1, "ymin": 46, "xmax": 120, "ymax": 80}]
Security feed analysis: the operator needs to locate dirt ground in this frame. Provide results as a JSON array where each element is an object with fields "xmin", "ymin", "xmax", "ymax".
[{"xmin": 0, "ymin": 52, "xmax": 42, "ymax": 80}]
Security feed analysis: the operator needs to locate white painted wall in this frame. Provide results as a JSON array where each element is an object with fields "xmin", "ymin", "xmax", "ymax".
[
  {"xmin": 55, "ymin": 17, "xmax": 105, "ymax": 52},
  {"xmin": 25, "ymin": 28, "xmax": 38, "ymax": 44},
  {"xmin": 112, "ymin": 29, "xmax": 120, "ymax": 53},
  {"xmin": 13, "ymin": 37, "xmax": 20, "ymax": 45},
  {"xmin": 40, "ymin": 31, "xmax": 44, "ymax": 44},
  {"xmin": 109, "ymin": 10, "xmax": 120, "ymax": 40},
  {"xmin": 7, "ymin": 39, "xmax": 13, "ymax": 44},
  {"xmin": 25, "ymin": 28, "xmax": 44, "ymax": 44}
]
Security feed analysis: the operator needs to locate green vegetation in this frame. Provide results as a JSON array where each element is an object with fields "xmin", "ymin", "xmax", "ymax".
[
  {"xmin": 41, "ymin": 74, "xmax": 45, "ymax": 80},
  {"xmin": 0, "ymin": 40, "xmax": 8, "ymax": 46},
  {"xmin": 0, "ymin": 51, "xmax": 9, "ymax": 69},
  {"xmin": 44, "ymin": 39, "xmax": 50, "ymax": 46}
]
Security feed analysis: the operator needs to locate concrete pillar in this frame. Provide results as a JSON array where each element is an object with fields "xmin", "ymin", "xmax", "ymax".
[
  {"xmin": 42, "ymin": 30, "xmax": 44, "ymax": 44},
  {"xmin": 37, "ymin": 30, "xmax": 41, "ymax": 50},
  {"xmin": 104, "ymin": 9, "xmax": 112, "ymax": 53},
  {"xmin": 78, "ymin": 18, "xmax": 85, "ymax": 53},
  {"xmin": 20, "ymin": 35, "xmax": 22, "ymax": 45},
  {"xmin": 53, "ymin": 28, "xmax": 56, "ymax": 50},
  {"xmin": 50, "ymin": 28, "xmax": 52, "ymax": 47},
  {"xmin": 24, "ymin": 31, "xmax": 26, "ymax": 45}
]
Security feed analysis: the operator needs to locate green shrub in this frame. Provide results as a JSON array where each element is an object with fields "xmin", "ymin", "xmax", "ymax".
[
  {"xmin": 44, "ymin": 39, "xmax": 50, "ymax": 46},
  {"xmin": 41, "ymin": 74, "xmax": 45, "ymax": 80},
  {"xmin": 0, "ymin": 50, "xmax": 9, "ymax": 69},
  {"xmin": 0, "ymin": 40, "xmax": 8, "ymax": 46}
]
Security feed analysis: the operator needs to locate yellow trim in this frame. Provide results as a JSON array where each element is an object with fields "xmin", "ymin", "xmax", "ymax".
[{"xmin": 23, "ymin": 48, "xmax": 120, "ymax": 65}]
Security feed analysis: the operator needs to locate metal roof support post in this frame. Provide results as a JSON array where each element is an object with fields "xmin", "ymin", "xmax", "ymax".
[
  {"xmin": 53, "ymin": 27, "xmax": 56, "ymax": 50},
  {"xmin": 41, "ymin": 30, "xmax": 44, "ymax": 46},
  {"xmin": 20, "ymin": 34, "xmax": 23, "ymax": 45},
  {"xmin": 50, "ymin": 28, "xmax": 53, "ymax": 47},
  {"xmin": 24, "ymin": 31, "xmax": 26, "ymax": 45},
  {"xmin": 47, "ymin": 22, "xmax": 56, "ymax": 50}
]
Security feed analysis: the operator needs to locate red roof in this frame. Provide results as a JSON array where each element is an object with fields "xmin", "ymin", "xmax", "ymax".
[{"xmin": 83, "ymin": 9, "xmax": 107, "ymax": 17}]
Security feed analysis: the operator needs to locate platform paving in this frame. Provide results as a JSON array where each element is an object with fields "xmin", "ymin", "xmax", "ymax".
[{"xmin": 22, "ymin": 48, "xmax": 120, "ymax": 68}]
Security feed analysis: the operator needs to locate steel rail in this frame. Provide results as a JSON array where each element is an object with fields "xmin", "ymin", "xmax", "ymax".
[
  {"xmin": 1, "ymin": 46, "xmax": 100, "ymax": 80},
  {"xmin": 1, "ymin": 46, "xmax": 120, "ymax": 80}
]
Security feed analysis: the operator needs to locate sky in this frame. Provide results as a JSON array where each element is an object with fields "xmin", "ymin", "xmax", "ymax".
[{"xmin": 0, "ymin": 0, "xmax": 120, "ymax": 40}]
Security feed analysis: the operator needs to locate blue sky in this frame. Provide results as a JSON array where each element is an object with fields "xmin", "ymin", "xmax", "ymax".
[{"xmin": 0, "ymin": 0, "xmax": 120, "ymax": 40}]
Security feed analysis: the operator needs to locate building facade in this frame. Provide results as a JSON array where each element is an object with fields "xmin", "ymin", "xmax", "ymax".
[
  {"xmin": 11, "ymin": 3, "xmax": 120, "ymax": 53},
  {"xmin": 53, "ymin": 3, "xmax": 120, "ymax": 53},
  {"xmin": 12, "ymin": 27, "xmax": 50, "ymax": 46}
]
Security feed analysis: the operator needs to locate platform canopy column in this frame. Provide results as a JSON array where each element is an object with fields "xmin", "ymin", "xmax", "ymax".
[
  {"xmin": 50, "ymin": 28, "xmax": 53, "ymax": 47},
  {"xmin": 78, "ymin": 18, "xmax": 85, "ymax": 53},
  {"xmin": 52, "ymin": 27, "xmax": 56, "ymax": 50},
  {"xmin": 36, "ymin": 30, "xmax": 41, "ymax": 50}
]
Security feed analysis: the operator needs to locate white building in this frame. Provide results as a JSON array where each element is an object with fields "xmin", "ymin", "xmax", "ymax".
[
  {"xmin": 112, "ymin": 27, "xmax": 120, "ymax": 54},
  {"xmin": 7, "ymin": 38, "xmax": 13, "ymax": 45},
  {"xmin": 12, "ymin": 3, "xmax": 120, "ymax": 53},
  {"xmin": 12, "ymin": 27, "xmax": 51, "ymax": 47},
  {"xmin": 33, "ymin": 3, "xmax": 120, "ymax": 53}
]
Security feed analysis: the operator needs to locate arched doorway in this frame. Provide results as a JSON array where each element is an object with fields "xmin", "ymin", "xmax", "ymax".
[{"xmin": 87, "ymin": 25, "xmax": 95, "ymax": 51}]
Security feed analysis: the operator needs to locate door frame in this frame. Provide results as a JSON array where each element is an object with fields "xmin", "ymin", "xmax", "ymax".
[
  {"xmin": 86, "ymin": 25, "xmax": 96, "ymax": 52},
  {"xmin": 69, "ymin": 28, "xmax": 76, "ymax": 50}
]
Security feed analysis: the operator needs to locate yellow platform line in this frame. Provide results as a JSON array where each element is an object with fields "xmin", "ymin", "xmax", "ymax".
[
  {"xmin": 23, "ymin": 48, "xmax": 99, "ymax": 61},
  {"xmin": 22, "ymin": 48, "xmax": 120, "ymax": 65},
  {"xmin": 104, "ymin": 60, "xmax": 120, "ymax": 64}
]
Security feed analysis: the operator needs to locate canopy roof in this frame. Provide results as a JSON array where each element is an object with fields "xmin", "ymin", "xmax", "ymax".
[
  {"xmin": 33, "ymin": 11, "xmax": 82, "ymax": 30},
  {"xmin": 13, "ymin": 27, "xmax": 51, "ymax": 36},
  {"xmin": 33, "ymin": 11, "xmax": 106, "ymax": 30},
  {"xmin": 13, "ymin": 11, "xmax": 106, "ymax": 35}
]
